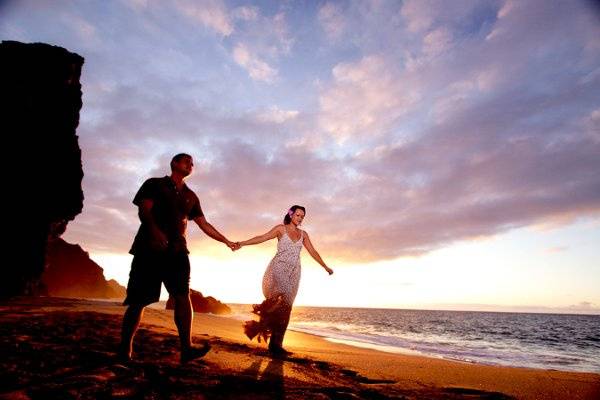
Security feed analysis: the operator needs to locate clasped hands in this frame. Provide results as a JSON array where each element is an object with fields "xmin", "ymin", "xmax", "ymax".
[{"xmin": 226, "ymin": 241, "xmax": 242, "ymax": 251}]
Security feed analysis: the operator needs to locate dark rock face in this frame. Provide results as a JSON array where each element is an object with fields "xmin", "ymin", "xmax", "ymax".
[
  {"xmin": 41, "ymin": 238, "xmax": 126, "ymax": 299},
  {"xmin": 166, "ymin": 289, "xmax": 232, "ymax": 315},
  {"xmin": 1, "ymin": 41, "xmax": 84, "ymax": 299}
]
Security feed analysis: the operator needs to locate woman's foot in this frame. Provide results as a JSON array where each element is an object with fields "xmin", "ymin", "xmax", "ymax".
[{"xmin": 268, "ymin": 345, "xmax": 291, "ymax": 359}]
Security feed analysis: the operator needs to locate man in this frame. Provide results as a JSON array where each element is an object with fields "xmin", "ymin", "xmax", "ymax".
[{"xmin": 118, "ymin": 153, "xmax": 238, "ymax": 364}]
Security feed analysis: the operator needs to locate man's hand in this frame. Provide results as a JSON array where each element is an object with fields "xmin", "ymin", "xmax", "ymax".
[
  {"xmin": 150, "ymin": 228, "xmax": 169, "ymax": 251},
  {"xmin": 324, "ymin": 266, "xmax": 334, "ymax": 275}
]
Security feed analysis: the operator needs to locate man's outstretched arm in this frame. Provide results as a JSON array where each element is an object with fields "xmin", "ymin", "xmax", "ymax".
[{"xmin": 193, "ymin": 215, "xmax": 238, "ymax": 250}]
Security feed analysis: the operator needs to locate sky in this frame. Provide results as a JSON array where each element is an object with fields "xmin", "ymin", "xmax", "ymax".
[{"xmin": 2, "ymin": 0, "xmax": 599, "ymax": 313}]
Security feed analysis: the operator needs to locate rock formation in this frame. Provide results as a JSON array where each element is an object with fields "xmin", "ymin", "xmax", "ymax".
[
  {"xmin": 41, "ymin": 238, "xmax": 126, "ymax": 299},
  {"xmin": 166, "ymin": 289, "xmax": 232, "ymax": 315},
  {"xmin": 1, "ymin": 41, "xmax": 84, "ymax": 299}
]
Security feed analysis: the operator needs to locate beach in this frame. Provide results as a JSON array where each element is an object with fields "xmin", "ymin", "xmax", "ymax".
[{"xmin": 1, "ymin": 297, "xmax": 598, "ymax": 400}]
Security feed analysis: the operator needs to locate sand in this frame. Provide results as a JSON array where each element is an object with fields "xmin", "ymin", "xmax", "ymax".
[{"xmin": 0, "ymin": 297, "xmax": 598, "ymax": 399}]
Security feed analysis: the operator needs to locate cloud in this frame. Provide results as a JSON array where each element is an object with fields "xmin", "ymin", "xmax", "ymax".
[
  {"xmin": 400, "ymin": 0, "xmax": 483, "ymax": 34},
  {"xmin": 7, "ymin": 0, "xmax": 598, "ymax": 265},
  {"xmin": 255, "ymin": 106, "xmax": 299, "ymax": 124},
  {"xmin": 546, "ymin": 246, "xmax": 567, "ymax": 254},
  {"xmin": 123, "ymin": 0, "xmax": 149, "ymax": 12},
  {"xmin": 308, "ymin": 0, "xmax": 600, "ymax": 260},
  {"xmin": 400, "ymin": 0, "xmax": 435, "ymax": 33},
  {"xmin": 422, "ymin": 27, "xmax": 453, "ymax": 58},
  {"xmin": 339, "ymin": 107, "xmax": 600, "ymax": 260},
  {"xmin": 270, "ymin": 12, "xmax": 293, "ymax": 55},
  {"xmin": 319, "ymin": 55, "xmax": 420, "ymax": 143},
  {"xmin": 583, "ymin": 108, "xmax": 600, "ymax": 142},
  {"xmin": 318, "ymin": 2, "xmax": 346, "ymax": 41},
  {"xmin": 73, "ymin": 0, "xmax": 600, "ymax": 263},
  {"xmin": 68, "ymin": 14, "xmax": 98, "ymax": 44},
  {"xmin": 567, "ymin": 301, "xmax": 600, "ymax": 313},
  {"xmin": 232, "ymin": 43, "xmax": 277, "ymax": 83},
  {"xmin": 174, "ymin": 0, "xmax": 233, "ymax": 36},
  {"xmin": 229, "ymin": 9, "xmax": 293, "ymax": 82},
  {"xmin": 232, "ymin": 6, "xmax": 258, "ymax": 21}
]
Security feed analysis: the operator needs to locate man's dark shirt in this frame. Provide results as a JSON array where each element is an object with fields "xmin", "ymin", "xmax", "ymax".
[{"xmin": 129, "ymin": 176, "xmax": 203, "ymax": 255}]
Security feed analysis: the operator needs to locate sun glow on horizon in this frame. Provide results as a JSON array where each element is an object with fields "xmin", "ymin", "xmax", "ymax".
[{"xmin": 88, "ymin": 217, "xmax": 600, "ymax": 314}]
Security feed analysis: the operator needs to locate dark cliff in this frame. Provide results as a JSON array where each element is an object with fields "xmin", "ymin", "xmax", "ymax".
[
  {"xmin": 166, "ymin": 289, "xmax": 232, "ymax": 315},
  {"xmin": 1, "ymin": 41, "xmax": 84, "ymax": 298},
  {"xmin": 41, "ymin": 238, "xmax": 126, "ymax": 299}
]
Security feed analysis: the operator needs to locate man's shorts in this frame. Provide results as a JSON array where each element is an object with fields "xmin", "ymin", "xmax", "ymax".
[{"xmin": 123, "ymin": 251, "xmax": 190, "ymax": 307}]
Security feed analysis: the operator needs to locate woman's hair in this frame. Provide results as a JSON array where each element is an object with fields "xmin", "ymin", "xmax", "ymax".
[{"xmin": 283, "ymin": 205, "xmax": 306, "ymax": 224}]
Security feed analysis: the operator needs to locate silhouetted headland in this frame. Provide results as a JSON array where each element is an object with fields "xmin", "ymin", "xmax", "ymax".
[{"xmin": 2, "ymin": 40, "xmax": 84, "ymax": 299}]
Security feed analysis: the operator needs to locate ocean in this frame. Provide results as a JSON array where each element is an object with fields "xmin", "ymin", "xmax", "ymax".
[{"xmin": 228, "ymin": 304, "xmax": 600, "ymax": 373}]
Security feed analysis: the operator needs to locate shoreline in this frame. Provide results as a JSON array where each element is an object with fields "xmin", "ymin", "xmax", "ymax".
[
  {"xmin": 227, "ymin": 303, "xmax": 600, "ymax": 374},
  {"xmin": 1, "ymin": 297, "xmax": 599, "ymax": 399},
  {"xmin": 289, "ymin": 328, "xmax": 600, "ymax": 374}
]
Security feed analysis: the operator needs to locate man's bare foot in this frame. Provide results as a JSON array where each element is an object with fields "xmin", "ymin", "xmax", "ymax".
[
  {"xmin": 116, "ymin": 345, "xmax": 132, "ymax": 363},
  {"xmin": 181, "ymin": 342, "xmax": 211, "ymax": 364}
]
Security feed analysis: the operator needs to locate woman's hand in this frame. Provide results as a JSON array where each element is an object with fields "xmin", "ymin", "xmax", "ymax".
[{"xmin": 324, "ymin": 266, "xmax": 334, "ymax": 275}]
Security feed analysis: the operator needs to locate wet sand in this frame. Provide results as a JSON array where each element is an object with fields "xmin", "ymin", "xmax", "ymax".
[{"xmin": 0, "ymin": 297, "xmax": 598, "ymax": 399}]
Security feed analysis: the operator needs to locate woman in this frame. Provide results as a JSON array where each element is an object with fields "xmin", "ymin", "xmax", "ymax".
[{"xmin": 237, "ymin": 205, "xmax": 333, "ymax": 356}]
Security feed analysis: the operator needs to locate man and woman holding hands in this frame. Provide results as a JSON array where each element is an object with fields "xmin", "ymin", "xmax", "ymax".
[{"xmin": 118, "ymin": 153, "xmax": 333, "ymax": 363}]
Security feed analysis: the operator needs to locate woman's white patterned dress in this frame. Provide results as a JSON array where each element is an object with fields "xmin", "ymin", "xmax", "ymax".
[{"xmin": 262, "ymin": 229, "xmax": 303, "ymax": 305}]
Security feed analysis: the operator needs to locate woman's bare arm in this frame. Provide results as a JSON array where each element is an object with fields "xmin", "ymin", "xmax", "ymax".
[
  {"xmin": 239, "ymin": 225, "xmax": 282, "ymax": 247},
  {"xmin": 303, "ymin": 231, "xmax": 333, "ymax": 275}
]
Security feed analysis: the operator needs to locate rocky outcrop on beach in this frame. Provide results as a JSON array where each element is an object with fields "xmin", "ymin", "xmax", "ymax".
[
  {"xmin": 166, "ymin": 289, "xmax": 231, "ymax": 315},
  {"xmin": 41, "ymin": 238, "xmax": 126, "ymax": 299},
  {"xmin": 1, "ymin": 41, "xmax": 84, "ymax": 299}
]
